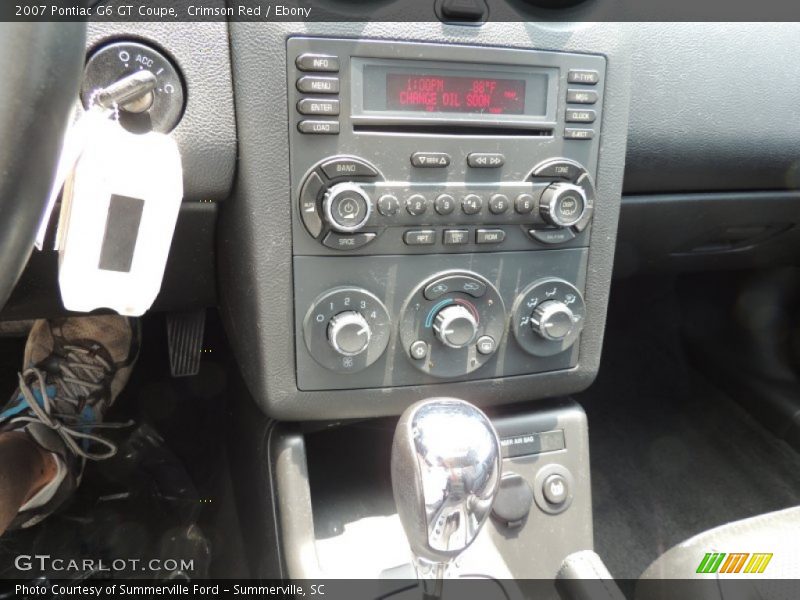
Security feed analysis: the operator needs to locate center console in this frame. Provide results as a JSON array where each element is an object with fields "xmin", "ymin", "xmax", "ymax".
[
  {"xmin": 223, "ymin": 20, "xmax": 631, "ymax": 583},
  {"xmin": 289, "ymin": 38, "xmax": 606, "ymax": 392}
]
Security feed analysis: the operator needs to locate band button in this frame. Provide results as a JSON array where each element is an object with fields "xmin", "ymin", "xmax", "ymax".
[{"xmin": 320, "ymin": 157, "xmax": 378, "ymax": 180}]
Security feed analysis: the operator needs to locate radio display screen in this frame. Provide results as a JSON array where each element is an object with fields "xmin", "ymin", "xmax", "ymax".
[
  {"xmin": 359, "ymin": 62, "xmax": 552, "ymax": 119},
  {"xmin": 385, "ymin": 73, "xmax": 526, "ymax": 115}
]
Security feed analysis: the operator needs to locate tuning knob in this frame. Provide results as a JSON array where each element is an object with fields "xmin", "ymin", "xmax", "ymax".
[
  {"xmin": 539, "ymin": 182, "xmax": 587, "ymax": 228},
  {"xmin": 531, "ymin": 301, "xmax": 577, "ymax": 342},
  {"xmin": 327, "ymin": 311, "xmax": 372, "ymax": 356},
  {"xmin": 323, "ymin": 182, "xmax": 372, "ymax": 233},
  {"xmin": 433, "ymin": 305, "xmax": 479, "ymax": 349}
]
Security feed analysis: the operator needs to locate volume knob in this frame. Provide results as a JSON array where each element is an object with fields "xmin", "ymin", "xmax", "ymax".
[
  {"xmin": 433, "ymin": 305, "xmax": 479, "ymax": 349},
  {"xmin": 323, "ymin": 182, "xmax": 372, "ymax": 233},
  {"xmin": 531, "ymin": 301, "xmax": 576, "ymax": 342},
  {"xmin": 327, "ymin": 311, "xmax": 372, "ymax": 356},
  {"xmin": 539, "ymin": 182, "xmax": 587, "ymax": 228}
]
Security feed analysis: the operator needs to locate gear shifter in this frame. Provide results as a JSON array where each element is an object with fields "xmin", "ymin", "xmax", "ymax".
[{"xmin": 391, "ymin": 398, "xmax": 502, "ymax": 597}]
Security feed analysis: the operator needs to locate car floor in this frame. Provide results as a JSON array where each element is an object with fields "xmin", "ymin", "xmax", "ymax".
[
  {"xmin": 576, "ymin": 276, "xmax": 800, "ymax": 580},
  {"xmin": 0, "ymin": 313, "xmax": 248, "ymax": 579}
]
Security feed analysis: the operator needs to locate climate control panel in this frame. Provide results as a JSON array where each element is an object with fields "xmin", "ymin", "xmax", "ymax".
[{"xmin": 293, "ymin": 251, "xmax": 588, "ymax": 390}]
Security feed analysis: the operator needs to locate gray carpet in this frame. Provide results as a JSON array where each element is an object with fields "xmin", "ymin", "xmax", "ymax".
[{"xmin": 576, "ymin": 279, "xmax": 800, "ymax": 579}]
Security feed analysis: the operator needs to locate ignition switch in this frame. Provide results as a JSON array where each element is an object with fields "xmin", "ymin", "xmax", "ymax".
[{"xmin": 81, "ymin": 40, "xmax": 185, "ymax": 133}]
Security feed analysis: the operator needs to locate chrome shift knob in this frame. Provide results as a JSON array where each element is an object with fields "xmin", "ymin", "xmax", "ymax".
[{"xmin": 391, "ymin": 398, "xmax": 502, "ymax": 570}]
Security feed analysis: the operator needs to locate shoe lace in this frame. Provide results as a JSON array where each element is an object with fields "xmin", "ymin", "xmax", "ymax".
[{"xmin": 10, "ymin": 344, "xmax": 131, "ymax": 460}]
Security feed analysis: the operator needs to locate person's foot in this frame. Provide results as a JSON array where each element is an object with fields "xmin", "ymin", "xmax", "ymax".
[{"xmin": 0, "ymin": 316, "xmax": 140, "ymax": 529}]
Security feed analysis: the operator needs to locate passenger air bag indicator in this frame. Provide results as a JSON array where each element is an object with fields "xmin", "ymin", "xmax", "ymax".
[{"xmin": 501, "ymin": 429, "xmax": 565, "ymax": 458}]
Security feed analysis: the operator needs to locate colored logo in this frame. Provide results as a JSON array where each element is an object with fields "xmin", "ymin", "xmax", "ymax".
[{"xmin": 696, "ymin": 553, "xmax": 773, "ymax": 574}]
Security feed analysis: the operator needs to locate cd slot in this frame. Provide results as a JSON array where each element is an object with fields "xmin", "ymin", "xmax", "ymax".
[{"xmin": 353, "ymin": 124, "xmax": 554, "ymax": 137}]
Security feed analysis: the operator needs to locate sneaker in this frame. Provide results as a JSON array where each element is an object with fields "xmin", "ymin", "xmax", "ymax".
[{"xmin": 0, "ymin": 316, "xmax": 140, "ymax": 529}]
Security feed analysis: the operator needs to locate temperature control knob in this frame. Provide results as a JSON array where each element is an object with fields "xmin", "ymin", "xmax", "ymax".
[
  {"xmin": 433, "ymin": 305, "xmax": 479, "ymax": 349},
  {"xmin": 539, "ymin": 183, "xmax": 587, "ymax": 228},
  {"xmin": 327, "ymin": 311, "xmax": 372, "ymax": 356},
  {"xmin": 323, "ymin": 182, "xmax": 372, "ymax": 233},
  {"xmin": 531, "ymin": 301, "xmax": 576, "ymax": 342}
]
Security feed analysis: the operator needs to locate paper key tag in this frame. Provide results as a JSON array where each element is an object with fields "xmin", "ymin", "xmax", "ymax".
[
  {"xmin": 58, "ymin": 120, "xmax": 183, "ymax": 316},
  {"xmin": 35, "ymin": 106, "xmax": 114, "ymax": 251}
]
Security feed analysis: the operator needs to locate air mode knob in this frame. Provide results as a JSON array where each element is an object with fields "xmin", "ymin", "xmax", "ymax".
[
  {"xmin": 433, "ymin": 305, "xmax": 479, "ymax": 349},
  {"xmin": 531, "ymin": 301, "xmax": 577, "ymax": 342},
  {"xmin": 539, "ymin": 182, "xmax": 587, "ymax": 228},
  {"xmin": 323, "ymin": 182, "xmax": 372, "ymax": 233},
  {"xmin": 327, "ymin": 311, "xmax": 372, "ymax": 356}
]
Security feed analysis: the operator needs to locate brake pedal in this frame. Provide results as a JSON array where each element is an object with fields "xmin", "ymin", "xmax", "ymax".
[{"xmin": 166, "ymin": 309, "xmax": 206, "ymax": 377}]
